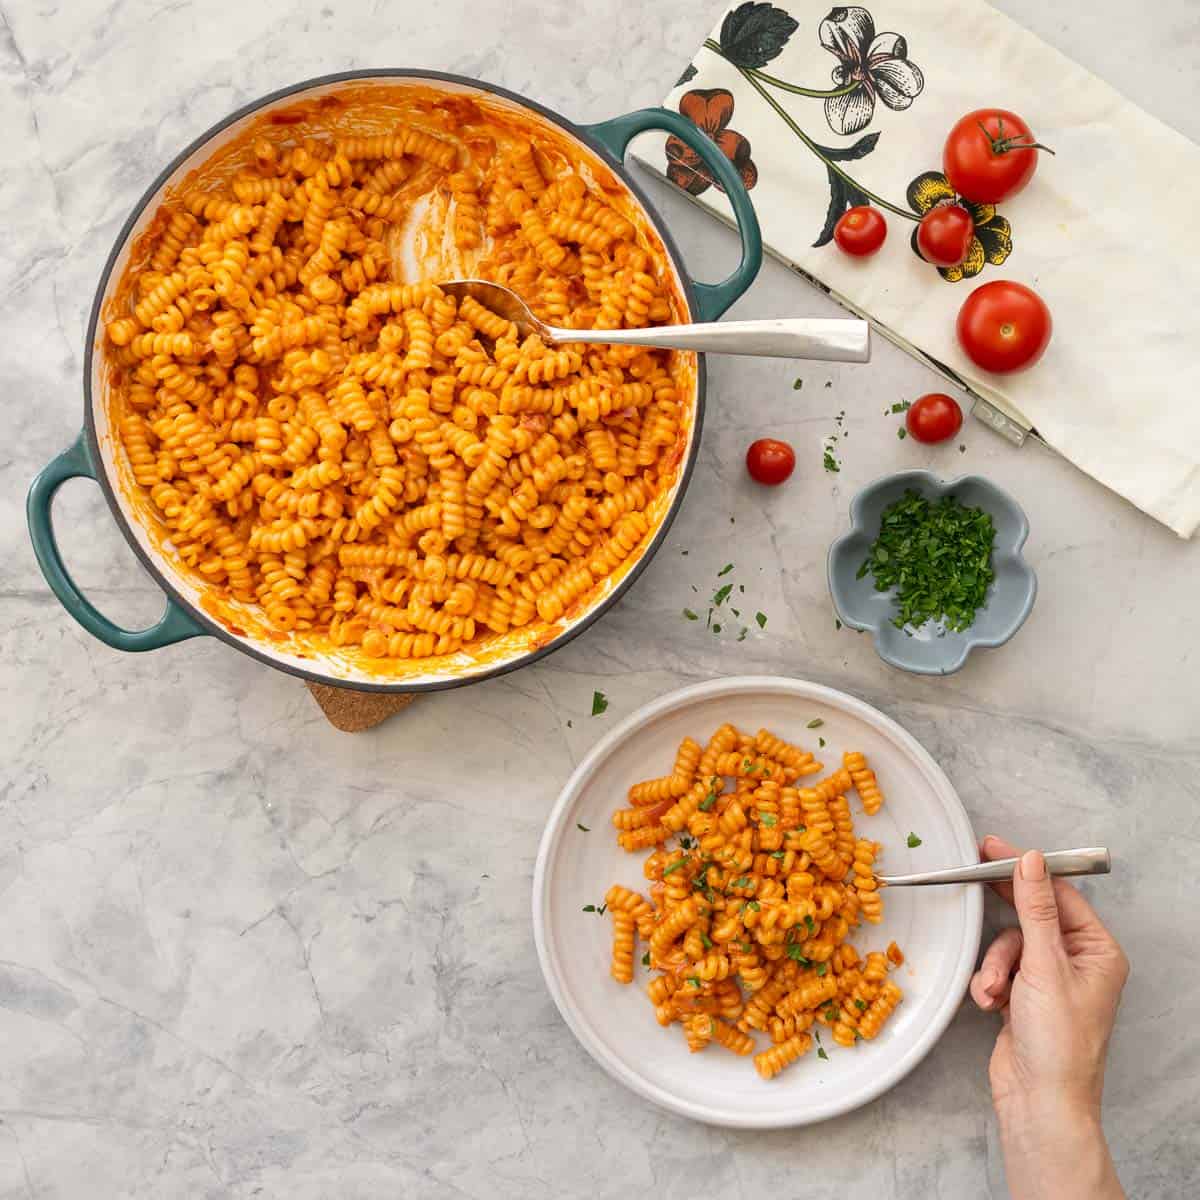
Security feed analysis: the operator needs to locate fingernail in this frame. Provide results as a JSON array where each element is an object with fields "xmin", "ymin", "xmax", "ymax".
[{"xmin": 1020, "ymin": 850, "xmax": 1045, "ymax": 881}]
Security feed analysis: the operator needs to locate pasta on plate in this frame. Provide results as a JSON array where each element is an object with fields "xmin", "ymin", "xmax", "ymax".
[
  {"xmin": 604, "ymin": 727, "xmax": 905, "ymax": 1080},
  {"xmin": 103, "ymin": 87, "xmax": 693, "ymax": 671}
]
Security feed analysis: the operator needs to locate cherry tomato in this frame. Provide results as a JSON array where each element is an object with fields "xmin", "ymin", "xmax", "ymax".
[
  {"xmin": 943, "ymin": 109, "xmax": 1053, "ymax": 204},
  {"xmin": 833, "ymin": 206, "xmax": 887, "ymax": 256},
  {"xmin": 906, "ymin": 393, "xmax": 963, "ymax": 444},
  {"xmin": 916, "ymin": 205, "xmax": 974, "ymax": 268},
  {"xmin": 745, "ymin": 438, "xmax": 796, "ymax": 485},
  {"xmin": 956, "ymin": 281, "xmax": 1052, "ymax": 374}
]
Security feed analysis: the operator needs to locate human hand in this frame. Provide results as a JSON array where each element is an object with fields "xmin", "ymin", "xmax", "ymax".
[{"xmin": 971, "ymin": 835, "xmax": 1128, "ymax": 1199}]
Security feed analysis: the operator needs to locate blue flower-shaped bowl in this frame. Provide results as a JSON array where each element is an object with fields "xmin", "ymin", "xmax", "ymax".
[{"xmin": 828, "ymin": 471, "xmax": 1036, "ymax": 676}]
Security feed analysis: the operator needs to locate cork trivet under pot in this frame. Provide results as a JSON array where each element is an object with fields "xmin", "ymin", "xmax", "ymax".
[{"xmin": 306, "ymin": 682, "xmax": 417, "ymax": 732}]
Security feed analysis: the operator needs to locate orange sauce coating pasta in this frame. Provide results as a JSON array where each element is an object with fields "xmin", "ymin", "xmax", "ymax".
[
  {"xmin": 604, "ymin": 722, "xmax": 904, "ymax": 1079},
  {"xmin": 103, "ymin": 86, "xmax": 694, "ymax": 671}
]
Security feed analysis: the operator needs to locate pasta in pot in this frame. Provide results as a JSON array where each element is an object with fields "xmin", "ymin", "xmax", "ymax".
[
  {"xmin": 103, "ymin": 87, "xmax": 693, "ymax": 668},
  {"xmin": 604, "ymin": 729, "xmax": 904, "ymax": 1080}
]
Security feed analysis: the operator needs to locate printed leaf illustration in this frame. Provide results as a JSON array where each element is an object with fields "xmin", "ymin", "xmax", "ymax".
[
  {"xmin": 676, "ymin": 63, "xmax": 698, "ymax": 86},
  {"xmin": 811, "ymin": 131, "xmax": 880, "ymax": 247},
  {"xmin": 718, "ymin": 2, "xmax": 799, "ymax": 69}
]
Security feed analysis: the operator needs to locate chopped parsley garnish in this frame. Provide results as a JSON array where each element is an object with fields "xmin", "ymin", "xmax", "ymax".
[
  {"xmin": 576, "ymin": 823, "xmax": 590, "ymax": 832},
  {"xmin": 817, "ymin": 1047, "xmax": 830, "ymax": 1061},
  {"xmin": 823, "ymin": 448, "xmax": 840, "ymax": 473},
  {"xmin": 858, "ymin": 489, "xmax": 996, "ymax": 633},
  {"xmin": 713, "ymin": 583, "xmax": 733, "ymax": 606},
  {"xmin": 678, "ymin": 835, "xmax": 694, "ymax": 850},
  {"xmin": 804, "ymin": 914, "xmax": 816, "ymax": 932},
  {"xmin": 818, "ymin": 736, "xmax": 826, "ymax": 748},
  {"xmin": 855, "ymin": 999, "xmax": 867, "ymax": 1010},
  {"xmin": 890, "ymin": 400, "xmax": 912, "ymax": 414},
  {"xmin": 642, "ymin": 951, "xmax": 650, "ymax": 966},
  {"xmin": 681, "ymin": 549, "xmax": 689, "ymax": 556},
  {"xmin": 700, "ymin": 932, "xmax": 713, "ymax": 949},
  {"xmin": 591, "ymin": 690, "xmax": 608, "ymax": 716},
  {"xmin": 682, "ymin": 608, "xmax": 698, "ymax": 620},
  {"xmin": 959, "ymin": 443, "xmax": 967, "ymax": 453},
  {"xmin": 815, "ymin": 962, "xmax": 828, "ymax": 977},
  {"xmin": 760, "ymin": 813, "xmax": 777, "ymax": 827},
  {"xmin": 582, "ymin": 904, "xmax": 596, "ymax": 912},
  {"xmin": 730, "ymin": 607, "xmax": 740, "ymax": 618},
  {"xmin": 699, "ymin": 790, "xmax": 718, "ymax": 812},
  {"xmin": 907, "ymin": 832, "xmax": 923, "ymax": 848},
  {"xmin": 825, "ymin": 381, "xmax": 832, "ymax": 388},
  {"xmin": 755, "ymin": 611, "xmax": 767, "ymax": 629},
  {"xmin": 718, "ymin": 563, "xmax": 734, "ymax": 576},
  {"xmin": 582, "ymin": 903, "xmax": 607, "ymax": 914},
  {"xmin": 771, "ymin": 850, "xmax": 786, "ymax": 860},
  {"xmin": 793, "ymin": 378, "xmax": 803, "ymax": 390},
  {"xmin": 687, "ymin": 976, "xmax": 701, "ymax": 989},
  {"xmin": 806, "ymin": 718, "xmax": 824, "ymax": 729},
  {"xmin": 662, "ymin": 857, "xmax": 690, "ymax": 877},
  {"xmin": 706, "ymin": 607, "xmax": 714, "ymax": 630},
  {"xmin": 748, "ymin": 900, "xmax": 760, "ymax": 911},
  {"xmin": 897, "ymin": 428, "xmax": 907, "ymax": 439},
  {"xmin": 712, "ymin": 623, "xmax": 722, "ymax": 634},
  {"xmin": 566, "ymin": 720, "xmax": 573, "ymax": 728},
  {"xmin": 824, "ymin": 1004, "xmax": 839, "ymax": 1022},
  {"xmin": 834, "ymin": 619, "xmax": 842, "ymax": 630},
  {"xmin": 786, "ymin": 945, "xmax": 810, "ymax": 963},
  {"xmin": 730, "ymin": 876, "xmax": 751, "ymax": 890},
  {"xmin": 738, "ymin": 627, "xmax": 748, "ymax": 642}
]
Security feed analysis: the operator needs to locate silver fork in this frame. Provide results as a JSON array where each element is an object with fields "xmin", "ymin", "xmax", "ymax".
[
  {"xmin": 440, "ymin": 278, "xmax": 871, "ymax": 363},
  {"xmin": 877, "ymin": 847, "xmax": 1111, "ymax": 887}
]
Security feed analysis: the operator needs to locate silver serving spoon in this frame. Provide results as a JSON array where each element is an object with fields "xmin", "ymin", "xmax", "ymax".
[
  {"xmin": 440, "ymin": 279, "xmax": 871, "ymax": 363},
  {"xmin": 877, "ymin": 847, "xmax": 1111, "ymax": 888}
]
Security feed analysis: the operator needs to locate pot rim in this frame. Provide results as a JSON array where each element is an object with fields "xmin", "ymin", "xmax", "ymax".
[{"xmin": 83, "ymin": 68, "xmax": 706, "ymax": 694}]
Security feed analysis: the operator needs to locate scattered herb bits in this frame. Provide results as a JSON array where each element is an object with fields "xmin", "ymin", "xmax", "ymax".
[
  {"xmin": 907, "ymin": 832, "xmax": 923, "ymax": 848},
  {"xmin": 577, "ymin": 823, "xmax": 590, "ymax": 832},
  {"xmin": 682, "ymin": 608, "xmax": 698, "ymax": 621},
  {"xmin": 806, "ymin": 718, "xmax": 824, "ymax": 729},
  {"xmin": 755, "ymin": 612, "xmax": 767, "ymax": 629},
  {"xmin": 591, "ymin": 691, "xmax": 609, "ymax": 716},
  {"xmin": 858, "ymin": 489, "xmax": 996, "ymax": 633}
]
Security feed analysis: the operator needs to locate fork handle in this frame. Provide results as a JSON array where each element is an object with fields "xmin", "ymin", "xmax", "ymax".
[
  {"xmin": 544, "ymin": 318, "xmax": 870, "ymax": 363},
  {"xmin": 877, "ymin": 847, "xmax": 1111, "ymax": 887}
]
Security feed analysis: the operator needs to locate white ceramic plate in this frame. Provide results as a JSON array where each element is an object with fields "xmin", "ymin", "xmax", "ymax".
[{"xmin": 532, "ymin": 675, "xmax": 982, "ymax": 1128}]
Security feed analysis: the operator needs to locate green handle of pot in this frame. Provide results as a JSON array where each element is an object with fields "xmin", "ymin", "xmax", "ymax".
[
  {"xmin": 582, "ymin": 107, "xmax": 762, "ymax": 322},
  {"xmin": 26, "ymin": 432, "xmax": 208, "ymax": 652}
]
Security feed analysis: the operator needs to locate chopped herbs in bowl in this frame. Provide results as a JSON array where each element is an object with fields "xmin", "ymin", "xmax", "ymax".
[
  {"xmin": 827, "ymin": 471, "xmax": 1035, "ymax": 675},
  {"xmin": 858, "ymin": 490, "xmax": 996, "ymax": 633}
]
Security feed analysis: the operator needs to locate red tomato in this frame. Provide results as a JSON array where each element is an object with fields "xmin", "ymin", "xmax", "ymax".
[
  {"xmin": 906, "ymin": 393, "xmax": 963, "ymax": 444},
  {"xmin": 943, "ymin": 109, "xmax": 1053, "ymax": 204},
  {"xmin": 916, "ymin": 205, "xmax": 974, "ymax": 268},
  {"xmin": 956, "ymin": 281, "xmax": 1052, "ymax": 374},
  {"xmin": 745, "ymin": 438, "xmax": 796, "ymax": 485},
  {"xmin": 833, "ymin": 206, "xmax": 887, "ymax": 256}
]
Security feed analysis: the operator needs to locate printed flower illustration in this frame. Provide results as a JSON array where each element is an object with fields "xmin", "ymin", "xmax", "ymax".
[
  {"xmin": 819, "ymin": 6, "xmax": 924, "ymax": 135},
  {"xmin": 666, "ymin": 88, "xmax": 758, "ymax": 195},
  {"xmin": 907, "ymin": 171, "xmax": 1013, "ymax": 282}
]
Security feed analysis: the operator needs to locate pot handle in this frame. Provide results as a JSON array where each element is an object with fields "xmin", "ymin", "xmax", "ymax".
[
  {"xmin": 26, "ymin": 432, "xmax": 208, "ymax": 652},
  {"xmin": 582, "ymin": 108, "xmax": 762, "ymax": 323}
]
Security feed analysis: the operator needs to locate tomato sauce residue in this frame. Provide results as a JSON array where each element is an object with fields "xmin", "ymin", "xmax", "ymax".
[{"xmin": 101, "ymin": 81, "xmax": 699, "ymax": 683}]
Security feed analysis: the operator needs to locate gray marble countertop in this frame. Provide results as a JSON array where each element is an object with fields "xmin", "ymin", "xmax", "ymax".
[{"xmin": 2, "ymin": 1, "xmax": 1197, "ymax": 1196}]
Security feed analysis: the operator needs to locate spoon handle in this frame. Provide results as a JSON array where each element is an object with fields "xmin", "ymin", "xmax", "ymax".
[
  {"xmin": 545, "ymin": 318, "xmax": 871, "ymax": 363},
  {"xmin": 877, "ymin": 847, "xmax": 1111, "ymax": 887}
]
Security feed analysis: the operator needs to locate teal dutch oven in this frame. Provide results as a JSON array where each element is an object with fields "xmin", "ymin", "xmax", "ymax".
[{"xmin": 27, "ymin": 70, "xmax": 762, "ymax": 693}]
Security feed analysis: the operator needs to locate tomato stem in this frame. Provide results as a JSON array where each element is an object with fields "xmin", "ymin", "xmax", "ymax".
[{"xmin": 977, "ymin": 118, "xmax": 1056, "ymax": 157}]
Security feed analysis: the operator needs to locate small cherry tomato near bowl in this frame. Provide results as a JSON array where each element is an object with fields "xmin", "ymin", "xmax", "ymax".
[
  {"xmin": 746, "ymin": 438, "xmax": 796, "ymax": 485},
  {"xmin": 834, "ymin": 206, "xmax": 887, "ymax": 256},
  {"xmin": 916, "ymin": 205, "xmax": 974, "ymax": 268},
  {"xmin": 957, "ymin": 281, "xmax": 1052, "ymax": 374},
  {"xmin": 906, "ymin": 393, "xmax": 963, "ymax": 444},
  {"xmin": 943, "ymin": 109, "xmax": 1054, "ymax": 204}
]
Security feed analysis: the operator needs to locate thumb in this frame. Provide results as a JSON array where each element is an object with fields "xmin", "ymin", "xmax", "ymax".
[{"xmin": 1012, "ymin": 850, "xmax": 1067, "ymax": 974}]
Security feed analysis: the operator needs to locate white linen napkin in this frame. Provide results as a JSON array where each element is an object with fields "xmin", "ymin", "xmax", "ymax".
[{"xmin": 636, "ymin": 0, "xmax": 1200, "ymax": 537}]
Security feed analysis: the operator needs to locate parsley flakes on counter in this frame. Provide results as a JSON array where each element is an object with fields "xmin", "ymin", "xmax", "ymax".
[
  {"xmin": 591, "ymin": 691, "xmax": 609, "ymax": 716},
  {"xmin": 857, "ymin": 489, "xmax": 996, "ymax": 633}
]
